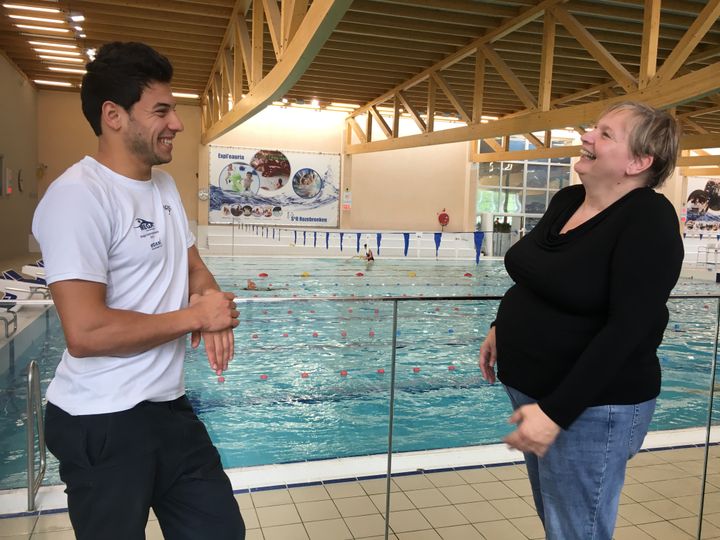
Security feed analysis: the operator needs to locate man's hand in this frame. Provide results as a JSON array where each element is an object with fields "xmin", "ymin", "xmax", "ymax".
[
  {"xmin": 503, "ymin": 404, "xmax": 561, "ymax": 457},
  {"xmin": 189, "ymin": 289, "xmax": 238, "ymax": 372},
  {"xmin": 478, "ymin": 326, "xmax": 497, "ymax": 384},
  {"xmin": 189, "ymin": 290, "xmax": 239, "ymax": 333},
  {"xmin": 191, "ymin": 328, "xmax": 235, "ymax": 372}
]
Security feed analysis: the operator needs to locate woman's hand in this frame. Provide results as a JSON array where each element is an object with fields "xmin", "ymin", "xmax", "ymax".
[
  {"xmin": 479, "ymin": 326, "xmax": 497, "ymax": 383},
  {"xmin": 504, "ymin": 404, "xmax": 561, "ymax": 457}
]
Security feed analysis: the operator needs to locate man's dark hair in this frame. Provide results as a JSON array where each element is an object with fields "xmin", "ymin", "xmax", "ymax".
[{"xmin": 81, "ymin": 42, "xmax": 173, "ymax": 136}]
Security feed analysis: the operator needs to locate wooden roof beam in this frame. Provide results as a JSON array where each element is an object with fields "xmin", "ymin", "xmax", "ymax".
[
  {"xmin": 550, "ymin": 5, "xmax": 637, "ymax": 93},
  {"xmin": 370, "ymin": 105, "xmax": 393, "ymax": 139},
  {"xmin": 480, "ymin": 44, "xmax": 537, "ymax": 110},
  {"xmin": 282, "ymin": 0, "xmax": 308, "ymax": 50},
  {"xmin": 251, "ymin": 0, "xmax": 265, "ymax": 87},
  {"xmin": 653, "ymin": 0, "xmax": 720, "ymax": 84},
  {"xmin": 346, "ymin": 61, "xmax": 720, "ymax": 154},
  {"xmin": 66, "ymin": 0, "xmax": 233, "ymax": 17},
  {"xmin": 202, "ymin": 0, "xmax": 351, "ymax": 143},
  {"xmin": 538, "ymin": 10, "xmax": 556, "ymax": 111},
  {"xmin": 262, "ymin": 0, "xmax": 282, "ymax": 58},
  {"xmin": 638, "ymin": 0, "xmax": 660, "ymax": 89},
  {"xmin": 397, "ymin": 90, "xmax": 427, "ymax": 133},
  {"xmin": 351, "ymin": 0, "xmax": 568, "ymax": 117},
  {"xmin": 431, "ymin": 71, "xmax": 471, "ymax": 123}
]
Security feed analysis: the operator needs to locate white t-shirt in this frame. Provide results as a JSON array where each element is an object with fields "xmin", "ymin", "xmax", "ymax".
[{"xmin": 32, "ymin": 156, "xmax": 195, "ymax": 415}]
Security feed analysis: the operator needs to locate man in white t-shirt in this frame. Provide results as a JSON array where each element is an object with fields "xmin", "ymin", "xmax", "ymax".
[{"xmin": 32, "ymin": 42, "xmax": 245, "ymax": 540}]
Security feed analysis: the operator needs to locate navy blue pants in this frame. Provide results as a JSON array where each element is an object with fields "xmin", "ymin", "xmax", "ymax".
[{"xmin": 45, "ymin": 396, "xmax": 245, "ymax": 540}]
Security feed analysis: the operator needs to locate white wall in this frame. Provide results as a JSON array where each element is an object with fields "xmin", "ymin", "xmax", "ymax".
[{"xmin": 0, "ymin": 53, "xmax": 38, "ymax": 258}]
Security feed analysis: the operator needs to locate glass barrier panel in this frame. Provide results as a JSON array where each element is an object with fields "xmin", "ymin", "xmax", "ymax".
[
  {"xmin": 0, "ymin": 307, "xmax": 62, "ymax": 492},
  {"xmin": 614, "ymin": 297, "xmax": 717, "ymax": 538},
  {"xmin": 387, "ymin": 298, "xmax": 513, "ymax": 538}
]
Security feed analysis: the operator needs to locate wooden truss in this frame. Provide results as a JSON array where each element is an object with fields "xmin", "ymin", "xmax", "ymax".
[
  {"xmin": 200, "ymin": 0, "xmax": 351, "ymax": 144},
  {"xmin": 342, "ymin": 0, "xmax": 720, "ymax": 169}
]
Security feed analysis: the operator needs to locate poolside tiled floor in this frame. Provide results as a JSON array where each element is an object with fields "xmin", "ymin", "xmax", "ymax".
[{"xmin": 3, "ymin": 446, "xmax": 720, "ymax": 539}]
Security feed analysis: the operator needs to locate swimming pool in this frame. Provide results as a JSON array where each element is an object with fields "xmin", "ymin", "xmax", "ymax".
[{"xmin": 0, "ymin": 257, "xmax": 719, "ymax": 491}]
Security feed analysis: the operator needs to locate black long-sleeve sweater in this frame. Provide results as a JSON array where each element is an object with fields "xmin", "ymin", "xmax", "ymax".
[{"xmin": 495, "ymin": 184, "xmax": 684, "ymax": 429}]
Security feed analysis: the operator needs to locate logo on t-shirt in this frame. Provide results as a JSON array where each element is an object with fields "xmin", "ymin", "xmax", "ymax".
[
  {"xmin": 135, "ymin": 218, "xmax": 155, "ymax": 232},
  {"xmin": 133, "ymin": 217, "xmax": 162, "ymax": 250}
]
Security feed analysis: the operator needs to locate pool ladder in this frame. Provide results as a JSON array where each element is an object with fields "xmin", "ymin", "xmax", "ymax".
[{"xmin": 26, "ymin": 360, "xmax": 46, "ymax": 511}]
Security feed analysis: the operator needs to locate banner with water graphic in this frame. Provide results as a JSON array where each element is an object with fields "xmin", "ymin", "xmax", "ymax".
[
  {"xmin": 685, "ymin": 176, "xmax": 720, "ymax": 236},
  {"xmin": 208, "ymin": 145, "xmax": 340, "ymax": 227}
]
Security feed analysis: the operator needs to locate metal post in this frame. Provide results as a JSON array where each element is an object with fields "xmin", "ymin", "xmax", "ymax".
[
  {"xmin": 384, "ymin": 300, "xmax": 399, "ymax": 540},
  {"xmin": 231, "ymin": 218, "xmax": 235, "ymax": 257},
  {"xmin": 26, "ymin": 360, "xmax": 46, "ymax": 511},
  {"xmin": 698, "ymin": 299, "xmax": 720, "ymax": 539}
]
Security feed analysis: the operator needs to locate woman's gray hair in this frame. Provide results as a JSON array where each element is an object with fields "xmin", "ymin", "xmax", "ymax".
[{"xmin": 601, "ymin": 101, "xmax": 680, "ymax": 188}]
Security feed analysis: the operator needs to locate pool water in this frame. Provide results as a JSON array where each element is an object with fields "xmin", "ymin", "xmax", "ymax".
[{"xmin": 0, "ymin": 257, "xmax": 719, "ymax": 490}]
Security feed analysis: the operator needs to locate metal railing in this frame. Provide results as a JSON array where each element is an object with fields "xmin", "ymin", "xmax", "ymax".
[
  {"xmin": 0, "ymin": 310, "xmax": 17, "ymax": 338},
  {"xmin": 26, "ymin": 360, "xmax": 46, "ymax": 512},
  {"xmin": 5, "ymin": 293, "xmax": 720, "ymax": 539}
]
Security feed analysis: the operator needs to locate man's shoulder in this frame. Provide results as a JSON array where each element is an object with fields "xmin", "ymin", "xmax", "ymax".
[{"xmin": 47, "ymin": 157, "xmax": 108, "ymax": 193}]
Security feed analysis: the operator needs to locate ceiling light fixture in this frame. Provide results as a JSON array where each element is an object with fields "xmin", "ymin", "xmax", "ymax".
[
  {"xmin": 172, "ymin": 92, "xmax": 199, "ymax": 99},
  {"xmin": 34, "ymin": 79, "xmax": 73, "ymax": 87},
  {"xmin": 28, "ymin": 40, "xmax": 77, "ymax": 49},
  {"xmin": 9, "ymin": 14, "xmax": 64, "ymax": 23},
  {"xmin": 33, "ymin": 47, "xmax": 80, "ymax": 55},
  {"xmin": 15, "ymin": 24, "xmax": 69, "ymax": 33},
  {"xmin": 3, "ymin": 3, "xmax": 60, "ymax": 13},
  {"xmin": 38, "ymin": 54, "xmax": 83, "ymax": 63},
  {"xmin": 48, "ymin": 66, "xmax": 86, "ymax": 74}
]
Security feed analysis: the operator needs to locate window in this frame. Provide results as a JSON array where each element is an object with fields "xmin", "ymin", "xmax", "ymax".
[{"xmin": 476, "ymin": 133, "xmax": 576, "ymax": 232}]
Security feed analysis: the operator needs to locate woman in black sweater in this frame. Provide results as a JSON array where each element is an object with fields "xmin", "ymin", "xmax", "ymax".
[{"xmin": 479, "ymin": 101, "xmax": 683, "ymax": 540}]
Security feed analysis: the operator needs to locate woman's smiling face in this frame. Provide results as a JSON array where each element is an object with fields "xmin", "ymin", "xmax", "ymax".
[{"xmin": 574, "ymin": 108, "xmax": 642, "ymax": 185}]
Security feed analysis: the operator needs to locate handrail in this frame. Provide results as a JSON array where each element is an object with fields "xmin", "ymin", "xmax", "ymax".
[
  {"xmin": 3, "ymin": 292, "xmax": 719, "ymax": 309},
  {"xmin": 0, "ymin": 310, "xmax": 17, "ymax": 338},
  {"xmin": 26, "ymin": 360, "xmax": 46, "ymax": 512}
]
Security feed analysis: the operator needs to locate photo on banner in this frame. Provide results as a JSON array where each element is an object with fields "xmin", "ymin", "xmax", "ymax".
[
  {"xmin": 208, "ymin": 145, "xmax": 340, "ymax": 227},
  {"xmin": 685, "ymin": 176, "xmax": 720, "ymax": 235}
]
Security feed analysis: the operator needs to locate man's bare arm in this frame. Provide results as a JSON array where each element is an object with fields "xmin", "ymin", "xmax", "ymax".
[{"xmin": 50, "ymin": 279, "xmax": 237, "ymax": 358}]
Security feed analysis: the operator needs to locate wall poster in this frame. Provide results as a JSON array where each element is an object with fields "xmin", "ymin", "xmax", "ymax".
[
  {"xmin": 685, "ymin": 176, "xmax": 720, "ymax": 235},
  {"xmin": 208, "ymin": 145, "xmax": 340, "ymax": 227}
]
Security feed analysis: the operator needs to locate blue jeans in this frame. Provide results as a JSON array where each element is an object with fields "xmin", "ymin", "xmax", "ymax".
[{"xmin": 504, "ymin": 386, "xmax": 655, "ymax": 540}]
